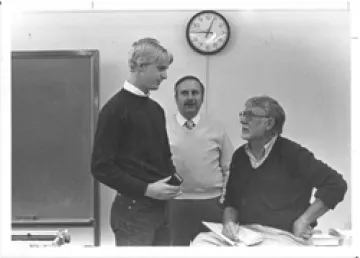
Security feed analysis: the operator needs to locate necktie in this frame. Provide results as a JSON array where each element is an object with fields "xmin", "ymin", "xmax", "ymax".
[{"xmin": 184, "ymin": 120, "xmax": 195, "ymax": 130}]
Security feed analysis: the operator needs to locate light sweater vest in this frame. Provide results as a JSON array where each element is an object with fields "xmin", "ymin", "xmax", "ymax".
[{"xmin": 167, "ymin": 114, "xmax": 232, "ymax": 199}]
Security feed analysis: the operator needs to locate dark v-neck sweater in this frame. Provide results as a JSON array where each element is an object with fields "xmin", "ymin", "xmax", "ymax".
[
  {"xmin": 224, "ymin": 136, "xmax": 347, "ymax": 233},
  {"xmin": 91, "ymin": 89, "xmax": 176, "ymax": 198}
]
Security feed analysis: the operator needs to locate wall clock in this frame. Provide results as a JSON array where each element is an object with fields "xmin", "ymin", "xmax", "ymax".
[{"xmin": 186, "ymin": 10, "xmax": 231, "ymax": 55}]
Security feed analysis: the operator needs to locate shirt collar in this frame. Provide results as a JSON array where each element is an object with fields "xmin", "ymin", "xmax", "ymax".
[
  {"xmin": 123, "ymin": 81, "xmax": 149, "ymax": 97},
  {"xmin": 176, "ymin": 113, "xmax": 200, "ymax": 126},
  {"xmin": 263, "ymin": 135, "xmax": 278, "ymax": 154},
  {"xmin": 245, "ymin": 135, "xmax": 278, "ymax": 161}
]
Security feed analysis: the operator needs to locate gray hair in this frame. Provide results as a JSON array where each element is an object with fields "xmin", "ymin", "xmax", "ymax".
[
  {"xmin": 246, "ymin": 95, "xmax": 286, "ymax": 135},
  {"xmin": 128, "ymin": 38, "xmax": 173, "ymax": 72}
]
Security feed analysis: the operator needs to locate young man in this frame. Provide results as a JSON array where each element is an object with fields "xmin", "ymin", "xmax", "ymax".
[
  {"xmin": 91, "ymin": 38, "xmax": 181, "ymax": 246},
  {"xmin": 192, "ymin": 95, "xmax": 347, "ymax": 246},
  {"xmin": 166, "ymin": 75, "xmax": 234, "ymax": 245}
]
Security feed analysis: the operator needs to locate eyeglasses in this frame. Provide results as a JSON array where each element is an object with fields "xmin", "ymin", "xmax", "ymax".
[{"xmin": 239, "ymin": 111, "xmax": 270, "ymax": 121}]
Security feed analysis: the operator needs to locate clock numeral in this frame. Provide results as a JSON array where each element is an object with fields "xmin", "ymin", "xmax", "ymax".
[
  {"xmin": 198, "ymin": 17, "xmax": 203, "ymax": 22},
  {"xmin": 206, "ymin": 15, "xmax": 212, "ymax": 20},
  {"xmin": 218, "ymin": 38, "xmax": 224, "ymax": 42},
  {"xmin": 199, "ymin": 42, "xmax": 203, "ymax": 46},
  {"xmin": 193, "ymin": 23, "xmax": 200, "ymax": 28},
  {"xmin": 206, "ymin": 45, "xmax": 210, "ymax": 51},
  {"xmin": 219, "ymin": 23, "xmax": 224, "ymax": 28},
  {"xmin": 213, "ymin": 43, "xmax": 218, "ymax": 48}
]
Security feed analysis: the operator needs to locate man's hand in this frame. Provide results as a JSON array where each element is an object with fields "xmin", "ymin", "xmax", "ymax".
[
  {"xmin": 144, "ymin": 176, "xmax": 181, "ymax": 200},
  {"xmin": 293, "ymin": 216, "xmax": 313, "ymax": 239},
  {"xmin": 222, "ymin": 221, "xmax": 240, "ymax": 242},
  {"xmin": 293, "ymin": 198, "xmax": 329, "ymax": 240}
]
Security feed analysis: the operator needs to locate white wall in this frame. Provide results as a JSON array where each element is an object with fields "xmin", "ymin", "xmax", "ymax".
[{"xmin": 12, "ymin": 9, "xmax": 350, "ymax": 246}]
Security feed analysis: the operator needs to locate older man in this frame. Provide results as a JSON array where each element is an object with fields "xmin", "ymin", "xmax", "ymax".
[{"xmin": 192, "ymin": 95, "xmax": 347, "ymax": 246}]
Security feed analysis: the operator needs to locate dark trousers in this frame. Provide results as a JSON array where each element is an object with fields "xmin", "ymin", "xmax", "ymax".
[
  {"xmin": 110, "ymin": 194, "xmax": 170, "ymax": 246},
  {"xmin": 168, "ymin": 197, "xmax": 223, "ymax": 246}
]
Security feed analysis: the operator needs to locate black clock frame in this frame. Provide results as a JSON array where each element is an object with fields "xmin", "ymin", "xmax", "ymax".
[{"xmin": 186, "ymin": 10, "xmax": 231, "ymax": 55}]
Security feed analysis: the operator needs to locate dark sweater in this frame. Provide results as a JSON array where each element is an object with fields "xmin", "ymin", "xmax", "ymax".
[
  {"xmin": 224, "ymin": 136, "xmax": 347, "ymax": 233},
  {"xmin": 91, "ymin": 89, "xmax": 176, "ymax": 198}
]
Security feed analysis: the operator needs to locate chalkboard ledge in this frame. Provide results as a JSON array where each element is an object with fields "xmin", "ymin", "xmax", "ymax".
[{"xmin": 12, "ymin": 218, "xmax": 94, "ymax": 228}]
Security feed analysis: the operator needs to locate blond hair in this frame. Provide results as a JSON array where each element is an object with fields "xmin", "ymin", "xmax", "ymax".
[{"xmin": 128, "ymin": 38, "xmax": 173, "ymax": 72}]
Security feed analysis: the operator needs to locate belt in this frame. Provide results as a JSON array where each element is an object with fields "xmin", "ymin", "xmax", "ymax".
[{"xmin": 116, "ymin": 192, "xmax": 167, "ymax": 206}]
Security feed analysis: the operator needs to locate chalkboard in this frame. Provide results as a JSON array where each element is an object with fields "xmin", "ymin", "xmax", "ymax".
[{"xmin": 12, "ymin": 51, "xmax": 99, "ymax": 224}]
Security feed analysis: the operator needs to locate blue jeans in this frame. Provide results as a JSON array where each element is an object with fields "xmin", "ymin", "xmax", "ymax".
[{"xmin": 110, "ymin": 193, "xmax": 170, "ymax": 246}]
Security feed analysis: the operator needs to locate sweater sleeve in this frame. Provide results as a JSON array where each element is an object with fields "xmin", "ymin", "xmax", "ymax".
[
  {"xmin": 293, "ymin": 143, "xmax": 347, "ymax": 209},
  {"xmin": 91, "ymin": 103, "xmax": 148, "ymax": 197},
  {"xmin": 163, "ymin": 116, "xmax": 177, "ymax": 175},
  {"xmin": 156, "ymin": 103, "xmax": 176, "ymax": 175}
]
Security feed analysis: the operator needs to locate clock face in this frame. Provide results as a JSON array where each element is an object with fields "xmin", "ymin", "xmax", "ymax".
[{"xmin": 186, "ymin": 10, "xmax": 230, "ymax": 55}]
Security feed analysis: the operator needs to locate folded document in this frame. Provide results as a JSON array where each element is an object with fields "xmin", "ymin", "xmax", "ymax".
[{"xmin": 202, "ymin": 221, "xmax": 263, "ymax": 246}]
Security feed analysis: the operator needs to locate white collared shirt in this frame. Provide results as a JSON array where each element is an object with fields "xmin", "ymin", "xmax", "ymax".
[
  {"xmin": 245, "ymin": 135, "xmax": 278, "ymax": 169},
  {"xmin": 176, "ymin": 113, "xmax": 200, "ymax": 128},
  {"xmin": 123, "ymin": 81, "xmax": 149, "ymax": 97}
]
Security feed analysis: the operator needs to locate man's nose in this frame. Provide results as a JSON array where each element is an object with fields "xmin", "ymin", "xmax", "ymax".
[
  {"xmin": 240, "ymin": 117, "xmax": 247, "ymax": 124},
  {"xmin": 161, "ymin": 71, "xmax": 167, "ymax": 79},
  {"xmin": 185, "ymin": 96, "xmax": 193, "ymax": 102},
  {"xmin": 189, "ymin": 93, "xmax": 197, "ymax": 99}
]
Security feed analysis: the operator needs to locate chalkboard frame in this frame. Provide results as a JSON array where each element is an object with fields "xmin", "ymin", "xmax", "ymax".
[{"xmin": 11, "ymin": 50, "xmax": 100, "ymax": 246}]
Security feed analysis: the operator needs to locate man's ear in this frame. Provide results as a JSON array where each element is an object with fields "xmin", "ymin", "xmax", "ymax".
[
  {"xmin": 136, "ymin": 63, "xmax": 146, "ymax": 73},
  {"xmin": 175, "ymin": 89, "xmax": 180, "ymax": 100},
  {"xmin": 266, "ymin": 117, "xmax": 275, "ymax": 131}
]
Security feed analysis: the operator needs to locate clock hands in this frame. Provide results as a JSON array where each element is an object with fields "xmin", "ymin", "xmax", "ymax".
[
  {"xmin": 190, "ymin": 30, "xmax": 214, "ymax": 34},
  {"xmin": 190, "ymin": 18, "xmax": 215, "ymax": 39},
  {"xmin": 205, "ymin": 18, "xmax": 215, "ymax": 38}
]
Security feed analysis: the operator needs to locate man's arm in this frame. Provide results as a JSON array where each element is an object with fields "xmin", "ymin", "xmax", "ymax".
[
  {"xmin": 91, "ymin": 105, "xmax": 148, "ymax": 197},
  {"xmin": 92, "ymin": 105, "xmax": 180, "ymax": 199},
  {"xmin": 219, "ymin": 129, "xmax": 234, "ymax": 203},
  {"xmin": 292, "ymin": 145, "xmax": 347, "ymax": 237},
  {"xmin": 296, "ymin": 146, "xmax": 347, "ymax": 210},
  {"xmin": 160, "ymin": 108, "xmax": 177, "ymax": 175},
  {"xmin": 223, "ymin": 206, "xmax": 238, "ymax": 224},
  {"xmin": 222, "ymin": 206, "xmax": 240, "ymax": 241},
  {"xmin": 221, "ymin": 148, "xmax": 241, "ymax": 241},
  {"xmin": 293, "ymin": 198, "xmax": 329, "ymax": 238}
]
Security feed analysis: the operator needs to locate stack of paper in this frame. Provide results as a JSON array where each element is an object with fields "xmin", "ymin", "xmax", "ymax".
[
  {"xmin": 202, "ymin": 221, "xmax": 263, "ymax": 246},
  {"xmin": 310, "ymin": 233, "xmax": 341, "ymax": 246}
]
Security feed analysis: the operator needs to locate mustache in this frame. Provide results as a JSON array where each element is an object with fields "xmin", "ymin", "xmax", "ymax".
[{"xmin": 184, "ymin": 100, "xmax": 197, "ymax": 105}]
